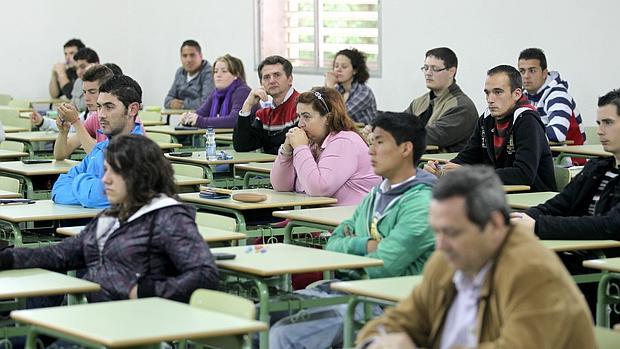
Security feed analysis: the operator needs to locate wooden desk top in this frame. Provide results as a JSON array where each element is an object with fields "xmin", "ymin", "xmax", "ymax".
[
  {"xmin": 273, "ymin": 205, "xmax": 357, "ymax": 227},
  {"xmin": 0, "ymin": 160, "xmax": 79, "ymax": 176},
  {"xmin": 56, "ymin": 225, "xmax": 245, "ymax": 243},
  {"xmin": 0, "ymin": 268, "xmax": 99, "ymax": 299},
  {"xmin": 141, "ymin": 120, "xmax": 166, "ymax": 126},
  {"xmin": 212, "ymin": 243, "xmax": 383, "ymax": 277},
  {"xmin": 145, "ymin": 125, "xmax": 207, "ymax": 136},
  {"xmin": 331, "ymin": 275, "xmax": 423, "ymax": 303},
  {"xmin": 180, "ymin": 189, "xmax": 337, "ymax": 210},
  {"xmin": 502, "ymin": 185, "xmax": 531, "ymax": 193},
  {"xmin": 5, "ymin": 131, "xmax": 59, "ymax": 142},
  {"xmin": 550, "ymin": 145, "xmax": 612, "ymax": 157},
  {"xmin": 0, "ymin": 190, "xmax": 22, "ymax": 199},
  {"xmin": 215, "ymin": 133, "xmax": 233, "ymax": 142},
  {"xmin": 0, "ymin": 149, "xmax": 28, "ymax": 159},
  {"xmin": 174, "ymin": 174, "xmax": 209, "ymax": 187},
  {"xmin": 506, "ymin": 191, "xmax": 558, "ymax": 209},
  {"xmin": 166, "ymin": 150, "xmax": 276, "ymax": 165},
  {"xmin": 0, "ymin": 200, "xmax": 102, "ymax": 223},
  {"xmin": 583, "ymin": 257, "xmax": 620, "ymax": 273},
  {"xmin": 0, "ymin": 105, "xmax": 33, "ymax": 113},
  {"xmin": 595, "ymin": 326, "xmax": 620, "ymax": 348},
  {"xmin": 11, "ymin": 297, "xmax": 267, "ymax": 347},
  {"xmin": 3, "ymin": 125, "xmax": 30, "ymax": 133},
  {"xmin": 157, "ymin": 142, "xmax": 183, "ymax": 150},
  {"xmin": 234, "ymin": 162, "xmax": 274, "ymax": 174},
  {"xmin": 161, "ymin": 108, "xmax": 193, "ymax": 115},
  {"xmin": 420, "ymin": 152, "xmax": 458, "ymax": 163},
  {"xmin": 27, "ymin": 98, "xmax": 65, "ymax": 106},
  {"xmin": 541, "ymin": 240, "xmax": 620, "ymax": 252}
]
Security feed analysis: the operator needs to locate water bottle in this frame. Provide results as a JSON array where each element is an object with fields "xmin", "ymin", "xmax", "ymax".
[{"xmin": 205, "ymin": 127, "xmax": 216, "ymax": 160}]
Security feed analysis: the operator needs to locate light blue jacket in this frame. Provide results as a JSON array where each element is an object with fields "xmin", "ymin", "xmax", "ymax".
[{"xmin": 51, "ymin": 124, "xmax": 143, "ymax": 208}]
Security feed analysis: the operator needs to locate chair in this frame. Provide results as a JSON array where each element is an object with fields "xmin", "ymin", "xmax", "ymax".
[
  {"xmin": 0, "ymin": 176, "xmax": 20, "ymax": 193},
  {"xmin": 172, "ymin": 163, "xmax": 205, "ymax": 179},
  {"xmin": 0, "ymin": 94, "xmax": 12, "ymax": 105},
  {"xmin": 195, "ymin": 212, "xmax": 236, "ymax": 231},
  {"xmin": 0, "ymin": 108, "xmax": 31, "ymax": 129},
  {"xmin": 585, "ymin": 126, "xmax": 600, "ymax": 145},
  {"xmin": 0, "ymin": 140, "xmax": 25, "ymax": 152},
  {"xmin": 145, "ymin": 131, "xmax": 172, "ymax": 144},
  {"xmin": 186, "ymin": 289, "xmax": 257, "ymax": 349},
  {"xmin": 554, "ymin": 165, "xmax": 571, "ymax": 191},
  {"xmin": 8, "ymin": 99, "xmax": 30, "ymax": 109},
  {"xmin": 138, "ymin": 110, "xmax": 163, "ymax": 123}
]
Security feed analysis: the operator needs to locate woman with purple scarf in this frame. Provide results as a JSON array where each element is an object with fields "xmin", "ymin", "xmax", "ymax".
[{"xmin": 180, "ymin": 54, "xmax": 250, "ymax": 128}]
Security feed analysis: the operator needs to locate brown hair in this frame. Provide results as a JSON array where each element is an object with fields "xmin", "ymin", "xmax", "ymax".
[
  {"xmin": 297, "ymin": 87, "xmax": 365, "ymax": 143},
  {"xmin": 213, "ymin": 54, "xmax": 246, "ymax": 82}
]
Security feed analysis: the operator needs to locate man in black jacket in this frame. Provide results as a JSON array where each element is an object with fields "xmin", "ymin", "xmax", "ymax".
[
  {"xmin": 512, "ymin": 88, "xmax": 620, "ymax": 239},
  {"xmin": 425, "ymin": 65, "xmax": 556, "ymax": 192}
]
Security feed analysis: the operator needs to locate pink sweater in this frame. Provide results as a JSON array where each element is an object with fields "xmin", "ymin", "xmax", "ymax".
[{"xmin": 270, "ymin": 130, "xmax": 381, "ymax": 206}]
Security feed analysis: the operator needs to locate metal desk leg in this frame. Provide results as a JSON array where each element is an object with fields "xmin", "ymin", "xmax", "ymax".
[
  {"xmin": 343, "ymin": 297, "xmax": 361, "ymax": 348},
  {"xmin": 595, "ymin": 273, "xmax": 620, "ymax": 327},
  {"xmin": 255, "ymin": 280, "xmax": 271, "ymax": 349}
]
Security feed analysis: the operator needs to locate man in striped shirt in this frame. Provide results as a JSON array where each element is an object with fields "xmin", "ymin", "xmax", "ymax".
[{"xmin": 518, "ymin": 48, "xmax": 586, "ymax": 146}]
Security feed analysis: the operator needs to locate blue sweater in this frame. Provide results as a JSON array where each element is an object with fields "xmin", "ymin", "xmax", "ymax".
[{"xmin": 51, "ymin": 124, "xmax": 144, "ymax": 208}]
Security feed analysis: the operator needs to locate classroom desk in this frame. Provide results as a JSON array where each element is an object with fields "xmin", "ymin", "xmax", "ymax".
[
  {"xmin": 161, "ymin": 108, "xmax": 192, "ymax": 115},
  {"xmin": 3, "ymin": 125, "xmax": 30, "ymax": 133},
  {"xmin": 420, "ymin": 152, "xmax": 458, "ymax": 163},
  {"xmin": 141, "ymin": 119, "xmax": 166, "ymax": 126},
  {"xmin": 4, "ymin": 131, "xmax": 58, "ymax": 157},
  {"xmin": 145, "ymin": 125, "xmax": 209, "ymax": 144},
  {"xmin": 542, "ymin": 240, "xmax": 620, "ymax": 252},
  {"xmin": 0, "ymin": 149, "xmax": 29, "ymax": 160},
  {"xmin": 156, "ymin": 142, "xmax": 183, "ymax": 151},
  {"xmin": 0, "ymin": 190, "xmax": 22, "ymax": 198},
  {"xmin": 583, "ymin": 257, "xmax": 620, "ymax": 327},
  {"xmin": 0, "ymin": 200, "xmax": 101, "ymax": 246},
  {"xmin": 56, "ymin": 225, "xmax": 246, "ymax": 244},
  {"xmin": 167, "ymin": 150, "xmax": 276, "ymax": 182},
  {"xmin": 273, "ymin": 205, "xmax": 356, "ymax": 243},
  {"xmin": 550, "ymin": 144, "xmax": 612, "ymax": 164},
  {"xmin": 180, "ymin": 188, "xmax": 337, "ymax": 233},
  {"xmin": 234, "ymin": 162, "xmax": 273, "ymax": 188},
  {"xmin": 215, "ymin": 133, "xmax": 234, "ymax": 146},
  {"xmin": 11, "ymin": 297, "xmax": 267, "ymax": 349},
  {"xmin": 595, "ymin": 326, "xmax": 620, "ymax": 349},
  {"xmin": 506, "ymin": 191, "xmax": 558, "ymax": 209},
  {"xmin": 0, "ymin": 159, "xmax": 79, "ymax": 198},
  {"xmin": 331, "ymin": 276, "xmax": 424, "ymax": 348},
  {"xmin": 212, "ymin": 243, "xmax": 383, "ymax": 349},
  {"xmin": 0, "ymin": 268, "xmax": 100, "ymax": 339}
]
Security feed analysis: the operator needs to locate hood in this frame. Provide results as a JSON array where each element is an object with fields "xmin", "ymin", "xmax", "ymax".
[
  {"xmin": 380, "ymin": 168, "xmax": 437, "ymax": 196},
  {"xmin": 127, "ymin": 195, "xmax": 182, "ymax": 222}
]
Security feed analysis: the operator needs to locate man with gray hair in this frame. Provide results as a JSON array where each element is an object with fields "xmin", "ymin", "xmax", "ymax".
[{"xmin": 356, "ymin": 166, "xmax": 595, "ymax": 349}]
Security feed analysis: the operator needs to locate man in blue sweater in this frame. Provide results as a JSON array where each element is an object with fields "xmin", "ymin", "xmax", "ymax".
[{"xmin": 51, "ymin": 75, "xmax": 144, "ymax": 208}]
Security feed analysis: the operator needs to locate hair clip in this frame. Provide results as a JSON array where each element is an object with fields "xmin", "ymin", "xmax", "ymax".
[{"xmin": 313, "ymin": 90, "xmax": 330, "ymax": 114}]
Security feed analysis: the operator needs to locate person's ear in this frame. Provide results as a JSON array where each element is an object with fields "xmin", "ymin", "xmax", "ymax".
[
  {"xmin": 512, "ymin": 88, "xmax": 523, "ymax": 103},
  {"xmin": 128, "ymin": 102, "xmax": 140, "ymax": 118}
]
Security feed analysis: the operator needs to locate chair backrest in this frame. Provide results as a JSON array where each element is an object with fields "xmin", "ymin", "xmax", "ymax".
[
  {"xmin": 0, "ymin": 140, "xmax": 25, "ymax": 152},
  {"xmin": 585, "ymin": 126, "xmax": 600, "ymax": 145},
  {"xmin": 8, "ymin": 99, "xmax": 30, "ymax": 109},
  {"xmin": 0, "ymin": 108, "xmax": 31, "ymax": 129},
  {"xmin": 554, "ymin": 165, "xmax": 571, "ymax": 191},
  {"xmin": 0, "ymin": 94, "xmax": 12, "ymax": 105},
  {"xmin": 172, "ymin": 162, "xmax": 205, "ymax": 178},
  {"xmin": 138, "ymin": 110, "xmax": 163, "ymax": 122},
  {"xmin": 195, "ymin": 211, "xmax": 237, "ymax": 231},
  {"xmin": 0, "ymin": 176, "xmax": 20, "ymax": 193},
  {"xmin": 190, "ymin": 288, "xmax": 256, "ymax": 320},
  {"xmin": 145, "ymin": 131, "xmax": 172, "ymax": 143}
]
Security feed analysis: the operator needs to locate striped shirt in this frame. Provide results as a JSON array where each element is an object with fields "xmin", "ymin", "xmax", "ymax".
[
  {"xmin": 336, "ymin": 81, "xmax": 377, "ymax": 125},
  {"xmin": 524, "ymin": 71, "xmax": 585, "ymax": 144},
  {"xmin": 588, "ymin": 167, "xmax": 619, "ymax": 215}
]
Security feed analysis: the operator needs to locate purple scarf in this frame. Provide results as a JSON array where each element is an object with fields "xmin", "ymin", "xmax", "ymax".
[{"xmin": 209, "ymin": 78, "xmax": 243, "ymax": 117}]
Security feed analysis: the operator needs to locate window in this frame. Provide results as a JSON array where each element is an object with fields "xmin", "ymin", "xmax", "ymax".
[{"xmin": 255, "ymin": 0, "xmax": 381, "ymax": 75}]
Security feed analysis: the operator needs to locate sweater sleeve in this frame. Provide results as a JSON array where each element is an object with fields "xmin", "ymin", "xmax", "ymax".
[
  {"xmin": 451, "ymin": 117, "xmax": 485, "ymax": 165},
  {"xmin": 270, "ymin": 152, "xmax": 296, "ymax": 192},
  {"xmin": 326, "ymin": 204, "xmax": 370, "ymax": 256},
  {"xmin": 291, "ymin": 136, "xmax": 360, "ymax": 197},
  {"xmin": 195, "ymin": 86, "xmax": 250, "ymax": 129},
  {"xmin": 232, "ymin": 104, "xmax": 265, "ymax": 152},
  {"xmin": 425, "ymin": 104, "xmax": 477, "ymax": 149},
  {"xmin": 3, "ymin": 232, "xmax": 87, "ymax": 272},
  {"xmin": 543, "ymin": 88, "xmax": 574, "ymax": 143},
  {"xmin": 164, "ymin": 68, "xmax": 182, "ymax": 108}
]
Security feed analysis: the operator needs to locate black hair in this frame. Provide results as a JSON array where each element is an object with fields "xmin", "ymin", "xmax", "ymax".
[
  {"xmin": 257, "ymin": 55, "xmax": 293, "ymax": 80},
  {"xmin": 63, "ymin": 38, "xmax": 85, "ymax": 50},
  {"xmin": 371, "ymin": 111, "xmax": 427, "ymax": 166},
  {"xmin": 598, "ymin": 89, "xmax": 620, "ymax": 116},
  {"xmin": 82, "ymin": 64, "xmax": 114, "ymax": 84},
  {"xmin": 518, "ymin": 48, "xmax": 548, "ymax": 71},
  {"xmin": 425, "ymin": 47, "xmax": 458, "ymax": 69},
  {"xmin": 487, "ymin": 65, "xmax": 523, "ymax": 92},
  {"xmin": 181, "ymin": 39, "xmax": 202, "ymax": 54},
  {"xmin": 98, "ymin": 75, "xmax": 142, "ymax": 109},
  {"xmin": 334, "ymin": 48, "xmax": 370, "ymax": 84},
  {"xmin": 73, "ymin": 47, "xmax": 99, "ymax": 64},
  {"xmin": 103, "ymin": 63, "xmax": 123, "ymax": 76}
]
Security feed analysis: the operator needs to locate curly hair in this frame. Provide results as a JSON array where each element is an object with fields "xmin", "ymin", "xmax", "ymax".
[
  {"xmin": 105, "ymin": 135, "xmax": 177, "ymax": 221},
  {"xmin": 334, "ymin": 48, "xmax": 370, "ymax": 84}
]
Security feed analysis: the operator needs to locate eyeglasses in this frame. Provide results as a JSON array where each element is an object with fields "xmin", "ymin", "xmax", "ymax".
[
  {"xmin": 420, "ymin": 66, "xmax": 449, "ymax": 73},
  {"xmin": 313, "ymin": 90, "xmax": 331, "ymax": 114}
]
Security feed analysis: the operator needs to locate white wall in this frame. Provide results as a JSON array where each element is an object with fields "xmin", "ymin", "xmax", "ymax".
[{"xmin": 1, "ymin": 0, "xmax": 617, "ymax": 126}]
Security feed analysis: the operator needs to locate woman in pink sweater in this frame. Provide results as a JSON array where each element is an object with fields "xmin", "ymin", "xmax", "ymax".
[{"xmin": 270, "ymin": 87, "xmax": 380, "ymax": 206}]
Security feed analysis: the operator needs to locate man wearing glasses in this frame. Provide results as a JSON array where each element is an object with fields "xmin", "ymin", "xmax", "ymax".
[{"xmin": 405, "ymin": 47, "xmax": 478, "ymax": 152}]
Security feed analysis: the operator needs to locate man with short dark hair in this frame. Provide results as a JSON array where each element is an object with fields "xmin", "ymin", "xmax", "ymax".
[
  {"xmin": 513, "ymin": 89, "xmax": 620, "ymax": 240},
  {"xmin": 234, "ymin": 55, "xmax": 300, "ymax": 154},
  {"xmin": 269, "ymin": 112, "xmax": 436, "ymax": 349},
  {"xmin": 405, "ymin": 47, "xmax": 478, "ymax": 152},
  {"xmin": 164, "ymin": 40, "xmax": 214, "ymax": 109},
  {"xmin": 71, "ymin": 47, "xmax": 100, "ymax": 111},
  {"xmin": 518, "ymin": 48, "xmax": 585, "ymax": 147},
  {"xmin": 49, "ymin": 38, "xmax": 85, "ymax": 99},
  {"xmin": 425, "ymin": 65, "xmax": 556, "ymax": 192},
  {"xmin": 52, "ymin": 75, "xmax": 144, "ymax": 208},
  {"xmin": 356, "ymin": 166, "xmax": 595, "ymax": 349}
]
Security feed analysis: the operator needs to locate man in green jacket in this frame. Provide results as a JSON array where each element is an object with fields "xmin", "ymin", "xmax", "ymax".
[{"xmin": 269, "ymin": 111, "xmax": 436, "ymax": 349}]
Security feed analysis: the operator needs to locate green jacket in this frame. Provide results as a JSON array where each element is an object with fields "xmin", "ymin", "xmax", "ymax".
[{"xmin": 326, "ymin": 176, "xmax": 435, "ymax": 279}]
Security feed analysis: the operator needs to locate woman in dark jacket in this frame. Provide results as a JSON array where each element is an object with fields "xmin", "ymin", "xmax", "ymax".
[{"xmin": 0, "ymin": 135, "xmax": 218, "ymax": 303}]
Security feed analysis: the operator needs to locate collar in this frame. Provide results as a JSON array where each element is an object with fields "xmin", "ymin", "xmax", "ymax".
[
  {"xmin": 379, "ymin": 174, "xmax": 418, "ymax": 193},
  {"xmin": 453, "ymin": 261, "xmax": 493, "ymax": 293},
  {"xmin": 262, "ymin": 86, "xmax": 295, "ymax": 109},
  {"xmin": 127, "ymin": 195, "xmax": 180, "ymax": 222}
]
